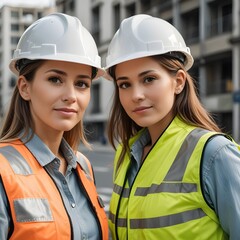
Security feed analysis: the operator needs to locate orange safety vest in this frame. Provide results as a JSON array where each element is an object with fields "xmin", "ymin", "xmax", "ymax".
[{"xmin": 0, "ymin": 140, "xmax": 108, "ymax": 240}]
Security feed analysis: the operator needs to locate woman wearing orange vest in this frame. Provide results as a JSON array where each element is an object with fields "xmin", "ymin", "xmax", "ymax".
[
  {"xmin": 0, "ymin": 13, "xmax": 108, "ymax": 239},
  {"xmin": 105, "ymin": 14, "xmax": 240, "ymax": 239}
]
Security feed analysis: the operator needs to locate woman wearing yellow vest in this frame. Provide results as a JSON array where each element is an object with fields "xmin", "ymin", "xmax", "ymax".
[
  {"xmin": 105, "ymin": 14, "xmax": 240, "ymax": 239},
  {"xmin": 0, "ymin": 13, "xmax": 108, "ymax": 239}
]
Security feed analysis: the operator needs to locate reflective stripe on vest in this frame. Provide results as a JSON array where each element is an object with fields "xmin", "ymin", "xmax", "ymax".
[
  {"xmin": 0, "ymin": 141, "xmax": 108, "ymax": 240},
  {"xmin": 110, "ymin": 128, "xmax": 208, "ymax": 229},
  {"xmin": 112, "ymin": 128, "xmax": 208, "ymax": 197},
  {"xmin": 0, "ymin": 146, "xmax": 32, "ymax": 175},
  {"xmin": 109, "ymin": 117, "xmax": 227, "ymax": 240}
]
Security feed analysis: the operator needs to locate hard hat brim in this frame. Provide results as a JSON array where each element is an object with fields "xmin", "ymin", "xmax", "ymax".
[{"xmin": 9, "ymin": 56, "xmax": 105, "ymax": 80}]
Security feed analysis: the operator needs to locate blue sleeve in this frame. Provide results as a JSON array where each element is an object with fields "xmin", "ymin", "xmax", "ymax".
[
  {"xmin": 0, "ymin": 178, "xmax": 10, "ymax": 239},
  {"xmin": 202, "ymin": 135, "xmax": 240, "ymax": 240}
]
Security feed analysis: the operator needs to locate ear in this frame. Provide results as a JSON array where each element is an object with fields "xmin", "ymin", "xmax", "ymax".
[
  {"xmin": 18, "ymin": 76, "xmax": 31, "ymax": 100},
  {"xmin": 174, "ymin": 69, "xmax": 186, "ymax": 94}
]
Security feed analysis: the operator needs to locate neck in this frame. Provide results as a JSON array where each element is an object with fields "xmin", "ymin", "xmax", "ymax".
[{"xmin": 148, "ymin": 112, "xmax": 175, "ymax": 145}]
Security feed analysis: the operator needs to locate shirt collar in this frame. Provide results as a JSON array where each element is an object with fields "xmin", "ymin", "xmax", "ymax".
[
  {"xmin": 131, "ymin": 128, "xmax": 151, "ymax": 166},
  {"xmin": 22, "ymin": 132, "xmax": 77, "ymax": 168}
]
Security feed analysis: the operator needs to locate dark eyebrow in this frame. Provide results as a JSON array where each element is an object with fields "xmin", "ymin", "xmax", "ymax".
[
  {"xmin": 46, "ymin": 69, "xmax": 91, "ymax": 79},
  {"xmin": 116, "ymin": 70, "xmax": 156, "ymax": 81}
]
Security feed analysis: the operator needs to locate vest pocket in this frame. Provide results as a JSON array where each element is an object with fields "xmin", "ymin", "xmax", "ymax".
[{"xmin": 14, "ymin": 198, "xmax": 53, "ymax": 222}]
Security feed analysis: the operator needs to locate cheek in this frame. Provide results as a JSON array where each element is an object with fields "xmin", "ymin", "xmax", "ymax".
[
  {"xmin": 79, "ymin": 92, "xmax": 91, "ymax": 108},
  {"xmin": 119, "ymin": 91, "xmax": 128, "ymax": 108},
  {"xmin": 151, "ymin": 83, "xmax": 175, "ymax": 103}
]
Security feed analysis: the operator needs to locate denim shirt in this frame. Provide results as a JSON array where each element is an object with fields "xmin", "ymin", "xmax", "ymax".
[
  {"xmin": 0, "ymin": 133, "xmax": 99, "ymax": 240},
  {"xmin": 129, "ymin": 129, "xmax": 240, "ymax": 240}
]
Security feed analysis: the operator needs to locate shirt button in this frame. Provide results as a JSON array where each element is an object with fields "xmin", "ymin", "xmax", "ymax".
[
  {"xmin": 63, "ymin": 180, "xmax": 67, "ymax": 185},
  {"xmin": 82, "ymin": 235, "xmax": 87, "ymax": 240},
  {"xmin": 71, "ymin": 203, "xmax": 76, "ymax": 208}
]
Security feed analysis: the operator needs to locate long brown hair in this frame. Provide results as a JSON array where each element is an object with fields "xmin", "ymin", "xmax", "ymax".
[
  {"xmin": 107, "ymin": 54, "xmax": 221, "ymax": 166},
  {"xmin": 0, "ymin": 60, "xmax": 90, "ymax": 151}
]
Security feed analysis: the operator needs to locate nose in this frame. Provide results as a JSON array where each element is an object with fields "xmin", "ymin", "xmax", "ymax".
[
  {"xmin": 131, "ymin": 85, "xmax": 145, "ymax": 102},
  {"xmin": 62, "ymin": 84, "xmax": 77, "ymax": 103}
]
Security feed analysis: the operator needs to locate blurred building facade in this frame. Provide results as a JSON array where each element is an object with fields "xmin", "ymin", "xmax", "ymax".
[
  {"xmin": 57, "ymin": 0, "xmax": 240, "ymax": 142},
  {"xmin": 0, "ymin": 2, "xmax": 56, "ymax": 114},
  {"xmin": 0, "ymin": 0, "xmax": 240, "ymax": 142}
]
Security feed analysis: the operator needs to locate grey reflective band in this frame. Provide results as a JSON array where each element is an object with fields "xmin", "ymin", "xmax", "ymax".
[
  {"xmin": 76, "ymin": 154, "xmax": 92, "ymax": 181},
  {"xmin": 0, "ymin": 146, "xmax": 32, "ymax": 175},
  {"xmin": 111, "ymin": 128, "xmax": 210, "ymax": 229},
  {"xmin": 14, "ymin": 198, "xmax": 53, "ymax": 222},
  {"xmin": 164, "ymin": 128, "xmax": 209, "ymax": 181},
  {"xmin": 110, "ymin": 208, "xmax": 206, "ymax": 228},
  {"xmin": 109, "ymin": 212, "xmax": 127, "ymax": 227},
  {"xmin": 130, "ymin": 208, "xmax": 206, "ymax": 229},
  {"xmin": 134, "ymin": 128, "xmax": 208, "ymax": 196},
  {"xmin": 134, "ymin": 182, "xmax": 197, "ymax": 196},
  {"xmin": 113, "ymin": 184, "xmax": 130, "ymax": 198}
]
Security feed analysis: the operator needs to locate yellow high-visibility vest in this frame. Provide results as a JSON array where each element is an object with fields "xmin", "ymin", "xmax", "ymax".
[{"xmin": 109, "ymin": 117, "xmax": 227, "ymax": 240}]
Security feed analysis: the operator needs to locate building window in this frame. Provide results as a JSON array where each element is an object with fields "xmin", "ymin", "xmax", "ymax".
[
  {"xmin": 11, "ymin": 37, "xmax": 20, "ymax": 45},
  {"xmin": 156, "ymin": 0, "xmax": 172, "ymax": 12},
  {"xmin": 91, "ymin": 83, "xmax": 100, "ymax": 113},
  {"xmin": 92, "ymin": 5, "xmax": 100, "ymax": 44},
  {"xmin": 181, "ymin": 9, "xmax": 199, "ymax": 44},
  {"xmin": 213, "ymin": 112, "xmax": 232, "ymax": 135},
  {"xmin": 113, "ymin": 3, "xmax": 120, "ymax": 32},
  {"xmin": 206, "ymin": 54, "xmax": 232, "ymax": 95},
  {"xmin": 140, "ymin": 0, "xmax": 151, "ymax": 12},
  {"xmin": 189, "ymin": 64, "xmax": 200, "ymax": 96},
  {"xmin": 206, "ymin": 0, "xmax": 232, "ymax": 38},
  {"xmin": 69, "ymin": 0, "xmax": 75, "ymax": 11},
  {"xmin": 126, "ymin": 3, "xmax": 136, "ymax": 17},
  {"xmin": 9, "ymin": 76, "xmax": 16, "ymax": 88},
  {"xmin": 24, "ymin": 24, "xmax": 31, "ymax": 30},
  {"xmin": 37, "ymin": 12, "xmax": 42, "ymax": 19},
  {"xmin": 11, "ymin": 11, "xmax": 19, "ymax": 19},
  {"xmin": 11, "ymin": 24, "xmax": 19, "ymax": 31}
]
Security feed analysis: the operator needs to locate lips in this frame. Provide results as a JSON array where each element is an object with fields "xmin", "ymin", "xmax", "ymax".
[
  {"xmin": 133, "ymin": 106, "xmax": 152, "ymax": 112},
  {"xmin": 55, "ymin": 108, "xmax": 77, "ymax": 113}
]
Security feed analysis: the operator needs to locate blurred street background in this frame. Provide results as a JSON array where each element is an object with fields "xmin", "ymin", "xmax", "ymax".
[{"xmin": 80, "ymin": 143, "xmax": 114, "ymax": 215}]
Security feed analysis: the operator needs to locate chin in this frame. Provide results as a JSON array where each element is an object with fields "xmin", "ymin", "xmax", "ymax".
[
  {"xmin": 55, "ymin": 124, "xmax": 77, "ymax": 132},
  {"xmin": 135, "ymin": 122, "xmax": 150, "ymax": 128}
]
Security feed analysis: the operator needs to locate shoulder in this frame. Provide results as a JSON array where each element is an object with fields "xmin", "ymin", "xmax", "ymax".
[
  {"xmin": 202, "ymin": 134, "xmax": 240, "ymax": 176},
  {"xmin": 204, "ymin": 134, "xmax": 239, "ymax": 159},
  {"xmin": 76, "ymin": 151, "xmax": 92, "ymax": 170},
  {"xmin": 75, "ymin": 151, "xmax": 94, "ymax": 179},
  {"xmin": 76, "ymin": 151, "xmax": 91, "ymax": 164}
]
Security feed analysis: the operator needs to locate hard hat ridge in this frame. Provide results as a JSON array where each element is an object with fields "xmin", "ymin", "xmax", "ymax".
[
  {"xmin": 105, "ymin": 14, "xmax": 194, "ymax": 71},
  {"xmin": 9, "ymin": 13, "xmax": 104, "ymax": 79}
]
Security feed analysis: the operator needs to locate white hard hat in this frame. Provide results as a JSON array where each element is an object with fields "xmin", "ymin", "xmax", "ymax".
[
  {"xmin": 105, "ymin": 14, "xmax": 194, "ymax": 71},
  {"xmin": 9, "ymin": 13, "xmax": 104, "ymax": 79}
]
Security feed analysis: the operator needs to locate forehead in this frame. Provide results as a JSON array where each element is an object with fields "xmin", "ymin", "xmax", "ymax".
[
  {"xmin": 115, "ymin": 57, "xmax": 164, "ymax": 78},
  {"xmin": 40, "ymin": 60, "xmax": 92, "ymax": 71}
]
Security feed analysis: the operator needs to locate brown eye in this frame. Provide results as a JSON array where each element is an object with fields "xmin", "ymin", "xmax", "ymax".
[
  {"xmin": 48, "ymin": 76, "xmax": 62, "ymax": 84},
  {"xmin": 118, "ymin": 82, "xmax": 130, "ymax": 89},
  {"xmin": 144, "ymin": 76, "xmax": 156, "ymax": 83},
  {"xmin": 75, "ymin": 80, "xmax": 90, "ymax": 89}
]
